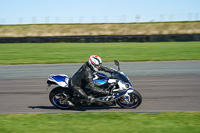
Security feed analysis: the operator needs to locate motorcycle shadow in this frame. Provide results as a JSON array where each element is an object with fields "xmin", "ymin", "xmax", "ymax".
[
  {"xmin": 28, "ymin": 105, "xmax": 121, "ymax": 111},
  {"xmin": 28, "ymin": 106, "xmax": 57, "ymax": 110}
]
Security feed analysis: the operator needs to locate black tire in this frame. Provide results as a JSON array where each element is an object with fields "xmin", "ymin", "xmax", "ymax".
[
  {"xmin": 49, "ymin": 87, "xmax": 74, "ymax": 109},
  {"xmin": 117, "ymin": 90, "xmax": 142, "ymax": 109}
]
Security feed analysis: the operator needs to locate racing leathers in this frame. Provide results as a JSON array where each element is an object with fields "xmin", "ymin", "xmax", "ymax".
[{"xmin": 70, "ymin": 61, "xmax": 113, "ymax": 102}]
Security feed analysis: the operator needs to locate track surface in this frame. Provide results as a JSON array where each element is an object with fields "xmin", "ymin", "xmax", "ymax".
[{"xmin": 0, "ymin": 61, "xmax": 200, "ymax": 114}]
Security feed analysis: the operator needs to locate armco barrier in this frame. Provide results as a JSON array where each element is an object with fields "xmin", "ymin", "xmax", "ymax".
[{"xmin": 0, "ymin": 34, "xmax": 199, "ymax": 43}]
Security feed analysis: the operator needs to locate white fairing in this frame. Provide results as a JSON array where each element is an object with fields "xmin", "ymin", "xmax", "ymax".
[
  {"xmin": 108, "ymin": 79, "xmax": 117, "ymax": 83},
  {"xmin": 48, "ymin": 74, "xmax": 69, "ymax": 88},
  {"xmin": 112, "ymin": 80, "xmax": 134, "ymax": 93},
  {"xmin": 118, "ymin": 80, "xmax": 128, "ymax": 90},
  {"xmin": 58, "ymin": 81, "xmax": 68, "ymax": 87}
]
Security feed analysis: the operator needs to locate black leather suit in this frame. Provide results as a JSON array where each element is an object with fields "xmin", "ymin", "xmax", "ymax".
[{"xmin": 70, "ymin": 61, "xmax": 113, "ymax": 99}]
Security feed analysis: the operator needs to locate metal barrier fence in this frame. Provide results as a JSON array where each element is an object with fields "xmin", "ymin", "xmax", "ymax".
[
  {"xmin": 1, "ymin": 13, "xmax": 200, "ymax": 25},
  {"xmin": 0, "ymin": 34, "xmax": 199, "ymax": 43}
]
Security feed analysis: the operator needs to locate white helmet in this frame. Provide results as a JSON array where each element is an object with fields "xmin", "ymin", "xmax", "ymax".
[{"xmin": 88, "ymin": 55, "xmax": 102, "ymax": 71}]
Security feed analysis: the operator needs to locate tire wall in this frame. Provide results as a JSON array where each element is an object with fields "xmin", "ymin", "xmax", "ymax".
[{"xmin": 0, "ymin": 34, "xmax": 200, "ymax": 43}]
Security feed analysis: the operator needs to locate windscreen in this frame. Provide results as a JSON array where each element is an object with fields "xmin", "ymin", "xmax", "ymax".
[{"xmin": 111, "ymin": 71, "xmax": 130, "ymax": 83}]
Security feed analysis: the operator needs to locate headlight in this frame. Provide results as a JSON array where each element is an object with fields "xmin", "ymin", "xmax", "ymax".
[{"xmin": 125, "ymin": 84, "xmax": 129, "ymax": 88}]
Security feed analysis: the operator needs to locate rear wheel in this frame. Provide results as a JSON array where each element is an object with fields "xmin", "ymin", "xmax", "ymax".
[
  {"xmin": 49, "ymin": 87, "xmax": 74, "ymax": 109},
  {"xmin": 117, "ymin": 90, "xmax": 142, "ymax": 109}
]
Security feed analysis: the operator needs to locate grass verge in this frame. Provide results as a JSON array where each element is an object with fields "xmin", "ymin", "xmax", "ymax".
[
  {"xmin": 0, "ymin": 42, "xmax": 200, "ymax": 65},
  {"xmin": 0, "ymin": 112, "xmax": 199, "ymax": 133},
  {"xmin": 0, "ymin": 21, "xmax": 200, "ymax": 37}
]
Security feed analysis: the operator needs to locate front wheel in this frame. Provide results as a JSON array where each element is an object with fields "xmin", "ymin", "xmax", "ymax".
[
  {"xmin": 49, "ymin": 87, "xmax": 74, "ymax": 109},
  {"xmin": 117, "ymin": 90, "xmax": 142, "ymax": 109}
]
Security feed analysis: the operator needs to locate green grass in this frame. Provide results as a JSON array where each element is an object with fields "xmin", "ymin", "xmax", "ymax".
[
  {"xmin": 0, "ymin": 112, "xmax": 199, "ymax": 133},
  {"xmin": 0, "ymin": 42, "xmax": 200, "ymax": 65}
]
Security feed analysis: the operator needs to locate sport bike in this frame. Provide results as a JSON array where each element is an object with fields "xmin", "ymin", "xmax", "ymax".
[{"xmin": 46, "ymin": 60, "xmax": 142, "ymax": 109}]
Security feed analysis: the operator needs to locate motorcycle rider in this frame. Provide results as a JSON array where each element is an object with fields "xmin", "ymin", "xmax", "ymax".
[{"xmin": 70, "ymin": 55, "xmax": 114, "ymax": 103}]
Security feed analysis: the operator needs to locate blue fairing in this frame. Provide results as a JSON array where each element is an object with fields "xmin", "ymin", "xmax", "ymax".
[
  {"xmin": 93, "ymin": 72, "xmax": 109, "ymax": 85},
  {"xmin": 51, "ymin": 75, "xmax": 68, "ymax": 83},
  {"xmin": 95, "ymin": 73, "xmax": 109, "ymax": 79},
  {"xmin": 94, "ymin": 79, "xmax": 108, "ymax": 85}
]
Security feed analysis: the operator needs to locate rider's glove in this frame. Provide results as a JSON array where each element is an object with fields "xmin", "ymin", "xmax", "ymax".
[{"xmin": 99, "ymin": 66, "xmax": 114, "ymax": 73}]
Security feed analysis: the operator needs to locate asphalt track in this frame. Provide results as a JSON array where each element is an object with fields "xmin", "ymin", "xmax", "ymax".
[{"xmin": 0, "ymin": 61, "xmax": 200, "ymax": 114}]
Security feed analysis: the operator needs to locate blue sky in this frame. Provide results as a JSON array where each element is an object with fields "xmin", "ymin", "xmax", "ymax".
[{"xmin": 0, "ymin": 0, "xmax": 200, "ymax": 24}]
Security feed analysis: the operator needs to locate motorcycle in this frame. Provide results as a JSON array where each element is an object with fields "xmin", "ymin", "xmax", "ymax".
[{"xmin": 46, "ymin": 60, "xmax": 142, "ymax": 109}]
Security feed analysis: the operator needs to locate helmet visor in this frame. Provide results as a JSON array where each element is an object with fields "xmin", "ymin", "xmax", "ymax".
[{"xmin": 94, "ymin": 64, "xmax": 101, "ymax": 69}]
